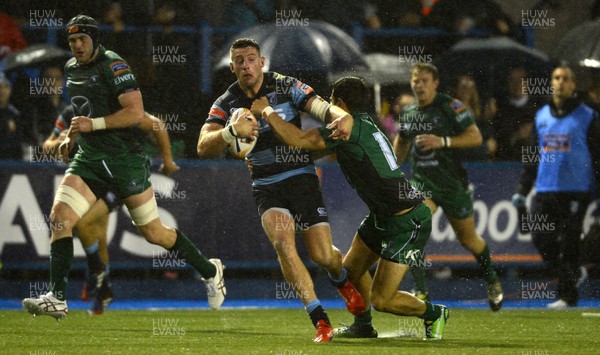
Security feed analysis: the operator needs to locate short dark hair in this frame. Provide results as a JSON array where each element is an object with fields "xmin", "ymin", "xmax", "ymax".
[
  {"xmin": 230, "ymin": 38, "xmax": 261, "ymax": 58},
  {"xmin": 411, "ymin": 62, "xmax": 439, "ymax": 81},
  {"xmin": 331, "ymin": 77, "xmax": 370, "ymax": 112}
]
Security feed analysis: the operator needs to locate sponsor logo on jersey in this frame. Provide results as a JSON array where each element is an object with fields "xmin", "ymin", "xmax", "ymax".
[
  {"xmin": 209, "ymin": 106, "xmax": 227, "ymax": 121},
  {"xmin": 71, "ymin": 95, "xmax": 93, "ymax": 117},
  {"xmin": 111, "ymin": 61, "xmax": 130, "ymax": 76},
  {"xmin": 113, "ymin": 73, "xmax": 135, "ymax": 85},
  {"xmin": 541, "ymin": 133, "xmax": 571, "ymax": 152},
  {"xmin": 449, "ymin": 99, "xmax": 467, "ymax": 114},
  {"xmin": 296, "ymin": 81, "xmax": 313, "ymax": 95}
]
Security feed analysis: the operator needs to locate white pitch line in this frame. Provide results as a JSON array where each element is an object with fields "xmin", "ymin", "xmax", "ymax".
[{"xmin": 582, "ymin": 313, "xmax": 600, "ymax": 317}]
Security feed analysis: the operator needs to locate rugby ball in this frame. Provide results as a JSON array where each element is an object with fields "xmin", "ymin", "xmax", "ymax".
[{"xmin": 228, "ymin": 108, "xmax": 257, "ymax": 159}]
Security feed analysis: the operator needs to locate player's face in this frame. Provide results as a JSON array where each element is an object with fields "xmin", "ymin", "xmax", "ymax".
[
  {"xmin": 230, "ymin": 46, "xmax": 265, "ymax": 92},
  {"xmin": 68, "ymin": 34, "xmax": 94, "ymax": 64},
  {"xmin": 551, "ymin": 68, "xmax": 575, "ymax": 100},
  {"xmin": 411, "ymin": 70, "xmax": 439, "ymax": 106}
]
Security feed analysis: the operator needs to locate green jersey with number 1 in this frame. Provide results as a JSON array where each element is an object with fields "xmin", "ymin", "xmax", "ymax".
[{"xmin": 318, "ymin": 112, "xmax": 422, "ymax": 216}]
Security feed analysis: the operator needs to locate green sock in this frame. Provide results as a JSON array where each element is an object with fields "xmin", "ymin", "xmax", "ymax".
[
  {"xmin": 418, "ymin": 301, "xmax": 442, "ymax": 321},
  {"xmin": 476, "ymin": 245, "xmax": 498, "ymax": 285},
  {"xmin": 50, "ymin": 237, "xmax": 74, "ymax": 301},
  {"xmin": 410, "ymin": 265, "xmax": 428, "ymax": 293},
  {"xmin": 354, "ymin": 307, "xmax": 372, "ymax": 326},
  {"xmin": 169, "ymin": 230, "xmax": 216, "ymax": 279}
]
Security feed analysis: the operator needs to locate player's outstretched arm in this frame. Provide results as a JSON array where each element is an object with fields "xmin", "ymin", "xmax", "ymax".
[
  {"xmin": 252, "ymin": 97, "xmax": 325, "ymax": 151},
  {"xmin": 138, "ymin": 112, "xmax": 180, "ymax": 176},
  {"xmin": 304, "ymin": 96, "xmax": 353, "ymax": 141},
  {"xmin": 42, "ymin": 132, "xmax": 65, "ymax": 157}
]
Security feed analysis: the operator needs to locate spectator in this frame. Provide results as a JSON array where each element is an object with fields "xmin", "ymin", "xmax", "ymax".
[
  {"xmin": 375, "ymin": 0, "xmax": 424, "ymax": 27},
  {"xmin": 102, "ymin": 2, "xmax": 125, "ymax": 33},
  {"xmin": 299, "ymin": 0, "xmax": 380, "ymax": 31},
  {"xmin": 0, "ymin": 12, "xmax": 27, "ymax": 62},
  {"xmin": 491, "ymin": 67, "xmax": 539, "ymax": 161},
  {"xmin": 379, "ymin": 92, "xmax": 414, "ymax": 141},
  {"xmin": 448, "ymin": 74, "xmax": 496, "ymax": 160},
  {"xmin": 584, "ymin": 73, "xmax": 600, "ymax": 113},
  {"xmin": 224, "ymin": 0, "xmax": 274, "ymax": 29},
  {"xmin": 22, "ymin": 66, "xmax": 68, "ymax": 146},
  {"xmin": 426, "ymin": 0, "xmax": 515, "ymax": 37},
  {"xmin": 0, "ymin": 73, "xmax": 22, "ymax": 160}
]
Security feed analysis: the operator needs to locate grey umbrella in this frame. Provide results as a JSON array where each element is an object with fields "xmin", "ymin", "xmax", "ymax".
[
  {"xmin": 214, "ymin": 20, "xmax": 368, "ymax": 77},
  {"xmin": 4, "ymin": 44, "xmax": 71, "ymax": 71},
  {"xmin": 552, "ymin": 19, "xmax": 600, "ymax": 68}
]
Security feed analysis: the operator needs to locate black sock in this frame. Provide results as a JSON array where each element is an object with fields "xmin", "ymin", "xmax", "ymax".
[
  {"xmin": 418, "ymin": 301, "xmax": 442, "ymax": 321},
  {"xmin": 86, "ymin": 250, "xmax": 105, "ymax": 274},
  {"xmin": 50, "ymin": 237, "xmax": 74, "ymax": 301},
  {"xmin": 308, "ymin": 305, "xmax": 330, "ymax": 327},
  {"xmin": 354, "ymin": 307, "xmax": 373, "ymax": 326}
]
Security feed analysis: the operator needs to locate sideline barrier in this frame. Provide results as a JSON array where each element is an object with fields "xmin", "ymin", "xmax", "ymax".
[{"xmin": 3, "ymin": 160, "xmax": 592, "ymax": 270}]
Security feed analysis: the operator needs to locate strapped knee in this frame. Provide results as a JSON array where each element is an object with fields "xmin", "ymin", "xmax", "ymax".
[
  {"xmin": 54, "ymin": 185, "xmax": 91, "ymax": 218},
  {"xmin": 129, "ymin": 194, "xmax": 159, "ymax": 226}
]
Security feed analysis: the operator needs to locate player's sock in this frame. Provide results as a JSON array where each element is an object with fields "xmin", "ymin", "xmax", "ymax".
[
  {"xmin": 418, "ymin": 301, "xmax": 443, "ymax": 321},
  {"xmin": 411, "ymin": 265, "xmax": 429, "ymax": 294},
  {"xmin": 475, "ymin": 245, "xmax": 498, "ymax": 285},
  {"xmin": 306, "ymin": 299, "xmax": 330, "ymax": 327},
  {"xmin": 50, "ymin": 237, "xmax": 74, "ymax": 301},
  {"xmin": 169, "ymin": 229, "xmax": 216, "ymax": 279},
  {"xmin": 327, "ymin": 267, "xmax": 348, "ymax": 288},
  {"xmin": 83, "ymin": 241, "xmax": 105, "ymax": 274},
  {"xmin": 354, "ymin": 307, "xmax": 373, "ymax": 325}
]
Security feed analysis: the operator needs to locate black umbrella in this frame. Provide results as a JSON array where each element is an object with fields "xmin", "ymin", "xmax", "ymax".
[
  {"xmin": 552, "ymin": 19, "xmax": 600, "ymax": 68},
  {"xmin": 214, "ymin": 21, "xmax": 369, "ymax": 94},
  {"xmin": 4, "ymin": 44, "xmax": 71, "ymax": 72},
  {"xmin": 436, "ymin": 36, "xmax": 553, "ymax": 99}
]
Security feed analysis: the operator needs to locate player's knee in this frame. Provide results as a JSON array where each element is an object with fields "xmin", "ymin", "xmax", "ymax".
[
  {"xmin": 50, "ymin": 202, "xmax": 76, "ymax": 233},
  {"xmin": 270, "ymin": 236, "xmax": 295, "ymax": 256},
  {"xmin": 307, "ymin": 247, "xmax": 333, "ymax": 268},
  {"xmin": 370, "ymin": 293, "xmax": 390, "ymax": 312}
]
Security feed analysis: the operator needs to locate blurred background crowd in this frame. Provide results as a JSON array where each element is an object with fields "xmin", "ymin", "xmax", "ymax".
[{"xmin": 1, "ymin": 0, "xmax": 600, "ymax": 161}]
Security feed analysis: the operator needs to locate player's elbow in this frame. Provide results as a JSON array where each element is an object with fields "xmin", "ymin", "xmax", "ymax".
[
  {"xmin": 196, "ymin": 140, "xmax": 217, "ymax": 158},
  {"xmin": 132, "ymin": 109, "xmax": 145, "ymax": 125}
]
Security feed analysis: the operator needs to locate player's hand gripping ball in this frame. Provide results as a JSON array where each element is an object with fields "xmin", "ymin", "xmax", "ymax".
[{"xmin": 228, "ymin": 108, "xmax": 258, "ymax": 159}]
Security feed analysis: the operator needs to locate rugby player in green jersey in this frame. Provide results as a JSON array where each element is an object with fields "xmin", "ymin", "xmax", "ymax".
[
  {"xmin": 393, "ymin": 63, "xmax": 503, "ymax": 311},
  {"xmin": 43, "ymin": 107, "xmax": 180, "ymax": 315},
  {"xmin": 22, "ymin": 15, "xmax": 225, "ymax": 320},
  {"xmin": 253, "ymin": 76, "xmax": 450, "ymax": 340}
]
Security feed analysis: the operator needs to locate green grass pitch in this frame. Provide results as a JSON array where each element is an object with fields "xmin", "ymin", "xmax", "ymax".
[{"xmin": 1, "ymin": 308, "xmax": 599, "ymax": 354}]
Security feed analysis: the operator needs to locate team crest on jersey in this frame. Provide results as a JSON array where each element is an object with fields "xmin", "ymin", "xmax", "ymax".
[
  {"xmin": 89, "ymin": 75, "xmax": 100, "ymax": 86},
  {"xmin": 111, "ymin": 61, "xmax": 130, "ymax": 76},
  {"xmin": 71, "ymin": 95, "xmax": 93, "ymax": 117},
  {"xmin": 266, "ymin": 92, "xmax": 278, "ymax": 106}
]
